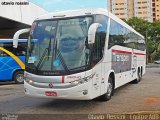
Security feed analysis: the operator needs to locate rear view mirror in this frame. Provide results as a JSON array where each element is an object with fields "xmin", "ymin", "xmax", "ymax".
[
  {"xmin": 13, "ymin": 28, "xmax": 30, "ymax": 48},
  {"xmin": 88, "ymin": 23, "xmax": 102, "ymax": 44}
]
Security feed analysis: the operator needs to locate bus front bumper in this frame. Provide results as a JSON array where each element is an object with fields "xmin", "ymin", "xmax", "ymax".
[{"xmin": 24, "ymin": 80, "xmax": 93, "ymax": 100}]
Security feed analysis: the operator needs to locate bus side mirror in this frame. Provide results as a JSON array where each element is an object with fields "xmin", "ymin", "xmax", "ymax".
[
  {"xmin": 13, "ymin": 28, "xmax": 30, "ymax": 48},
  {"xmin": 88, "ymin": 23, "xmax": 102, "ymax": 44}
]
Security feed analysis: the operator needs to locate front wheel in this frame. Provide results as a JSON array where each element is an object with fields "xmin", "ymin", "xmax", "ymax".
[
  {"xmin": 100, "ymin": 76, "xmax": 114, "ymax": 101},
  {"xmin": 13, "ymin": 71, "xmax": 24, "ymax": 84}
]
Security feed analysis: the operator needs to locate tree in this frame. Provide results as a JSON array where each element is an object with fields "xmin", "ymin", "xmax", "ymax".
[{"xmin": 125, "ymin": 17, "xmax": 160, "ymax": 63}]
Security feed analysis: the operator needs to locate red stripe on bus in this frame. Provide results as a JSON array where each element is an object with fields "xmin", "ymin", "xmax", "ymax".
[
  {"xmin": 134, "ymin": 53, "xmax": 146, "ymax": 56},
  {"xmin": 62, "ymin": 76, "xmax": 65, "ymax": 84},
  {"xmin": 112, "ymin": 49, "xmax": 132, "ymax": 54}
]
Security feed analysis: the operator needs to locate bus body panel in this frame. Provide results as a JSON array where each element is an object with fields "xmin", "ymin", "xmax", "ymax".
[
  {"xmin": 24, "ymin": 71, "xmax": 94, "ymax": 100},
  {"xmin": 0, "ymin": 39, "xmax": 27, "ymax": 81},
  {"xmin": 0, "ymin": 56, "xmax": 25, "ymax": 81}
]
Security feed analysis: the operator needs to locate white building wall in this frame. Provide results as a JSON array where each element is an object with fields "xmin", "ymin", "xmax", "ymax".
[{"xmin": 0, "ymin": 0, "xmax": 48, "ymax": 25}]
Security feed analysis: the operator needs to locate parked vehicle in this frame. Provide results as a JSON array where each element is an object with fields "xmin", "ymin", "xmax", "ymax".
[
  {"xmin": 0, "ymin": 39, "xmax": 27, "ymax": 83},
  {"xmin": 24, "ymin": 8, "xmax": 146, "ymax": 100}
]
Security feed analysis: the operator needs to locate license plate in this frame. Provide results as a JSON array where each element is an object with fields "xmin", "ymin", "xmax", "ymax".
[{"xmin": 45, "ymin": 91, "xmax": 57, "ymax": 96}]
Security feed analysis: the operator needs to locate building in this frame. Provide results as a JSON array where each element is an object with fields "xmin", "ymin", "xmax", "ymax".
[
  {"xmin": 134, "ymin": 0, "xmax": 152, "ymax": 22},
  {"xmin": 152, "ymin": 0, "xmax": 160, "ymax": 21},
  {"xmin": 108, "ymin": 0, "xmax": 160, "ymax": 22},
  {"xmin": 0, "ymin": 0, "xmax": 48, "ymax": 38}
]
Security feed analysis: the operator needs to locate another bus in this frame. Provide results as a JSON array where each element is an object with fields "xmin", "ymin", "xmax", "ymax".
[
  {"xmin": 0, "ymin": 39, "xmax": 27, "ymax": 83},
  {"xmin": 24, "ymin": 8, "xmax": 146, "ymax": 100}
]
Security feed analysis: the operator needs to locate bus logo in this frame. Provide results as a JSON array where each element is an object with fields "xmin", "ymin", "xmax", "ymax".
[{"xmin": 48, "ymin": 83, "xmax": 54, "ymax": 88}]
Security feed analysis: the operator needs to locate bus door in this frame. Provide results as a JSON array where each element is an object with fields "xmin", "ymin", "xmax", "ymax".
[
  {"xmin": 91, "ymin": 29, "xmax": 106, "ymax": 96},
  {"xmin": 92, "ymin": 15, "xmax": 108, "ymax": 96}
]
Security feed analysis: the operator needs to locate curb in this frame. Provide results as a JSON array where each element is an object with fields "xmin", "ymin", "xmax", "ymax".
[{"xmin": 146, "ymin": 65, "xmax": 160, "ymax": 68}]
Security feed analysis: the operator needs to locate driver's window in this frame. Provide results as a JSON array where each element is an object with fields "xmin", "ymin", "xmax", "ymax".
[{"xmin": 92, "ymin": 15, "xmax": 108, "ymax": 65}]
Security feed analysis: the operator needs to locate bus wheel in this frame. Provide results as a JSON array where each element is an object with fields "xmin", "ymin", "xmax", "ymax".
[
  {"xmin": 13, "ymin": 71, "xmax": 24, "ymax": 84},
  {"xmin": 133, "ymin": 69, "xmax": 141, "ymax": 83},
  {"xmin": 100, "ymin": 76, "xmax": 114, "ymax": 101}
]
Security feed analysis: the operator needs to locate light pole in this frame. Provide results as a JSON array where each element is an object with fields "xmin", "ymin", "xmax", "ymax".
[{"xmin": 145, "ymin": 29, "xmax": 148, "ymax": 64}]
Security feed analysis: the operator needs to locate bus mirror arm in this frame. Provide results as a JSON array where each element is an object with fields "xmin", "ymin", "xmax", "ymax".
[
  {"xmin": 88, "ymin": 23, "xmax": 102, "ymax": 44},
  {"xmin": 13, "ymin": 28, "xmax": 30, "ymax": 48}
]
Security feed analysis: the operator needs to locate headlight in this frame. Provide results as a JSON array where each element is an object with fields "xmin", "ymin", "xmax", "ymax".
[
  {"xmin": 25, "ymin": 78, "xmax": 33, "ymax": 85},
  {"xmin": 70, "ymin": 73, "xmax": 95, "ymax": 86}
]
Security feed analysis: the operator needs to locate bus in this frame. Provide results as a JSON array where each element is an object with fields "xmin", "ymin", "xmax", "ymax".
[
  {"xmin": 24, "ymin": 8, "xmax": 146, "ymax": 101},
  {"xmin": 0, "ymin": 39, "xmax": 27, "ymax": 83}
]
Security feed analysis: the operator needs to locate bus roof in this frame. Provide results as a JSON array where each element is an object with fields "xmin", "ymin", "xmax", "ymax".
[
  {"xmin": 35, "ymin": 8, "xmax": 144, "ymax": 39},
  {"xmin": 36, "ymin": 8, "xmax": 109, "ymax": 20},
  {"xmin": 0, "ymin": 39, "xmax": 27, "ymax": 43}
]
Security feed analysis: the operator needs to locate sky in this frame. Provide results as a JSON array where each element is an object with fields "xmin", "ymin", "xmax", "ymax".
[{"xmin": 30, "ymin": 0, "xmax": 107, "ymax": 12}]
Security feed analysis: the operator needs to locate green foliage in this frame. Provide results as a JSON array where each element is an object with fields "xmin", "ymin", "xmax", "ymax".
[{"xmin": 125, "ymin": 17, "xmax": 160, "ymax": 63}]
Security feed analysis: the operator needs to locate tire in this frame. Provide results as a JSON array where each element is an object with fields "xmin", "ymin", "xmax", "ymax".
[
  {"xmin": 100, "ymin": 76, "xmax": 114, "ymax": 101},
  {"xmin": 13, "ymin": 71, "xmax": 24, "ymax": 84},
  {"xmin": 132, "ymin": 68, "xmax": 141, "ymax": 84}
]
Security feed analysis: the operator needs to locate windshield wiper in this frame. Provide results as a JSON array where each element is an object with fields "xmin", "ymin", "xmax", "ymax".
[
  {"xmin": 56, "ymin": 48, "xmax": 70, "ymax": 72},
  {"xmin": 53, "ymin": 39, "xmax": 70, "ymax": 72},
  {"xmin": 36, "ymin": 38, "xmax": 52, "ymax": 70}
]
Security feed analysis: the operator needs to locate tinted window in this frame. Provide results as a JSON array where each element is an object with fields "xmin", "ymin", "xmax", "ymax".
[
  {"xmin": 0, "ymin": 42, "xmax": 27, "ymax": 57},
  {"xmin": 137, "ymin": 37, "xmax": 145, "ymax": 51},
  {"xmin": 15, "ymin": 42, "xmax": 27, "ymax": 56},
  {"xmin": 0, "ymin": 42, "xmax": 13, "ymax": 56},
  {"xmin": 92, "ymin": 15, "xmax": 108, "ymax": 64},
  {"xmin": 108, "ymin": 19, "xmax": 125, "ymax": 48},
  {"xmin": 108, "ymin": 19, "xmax": 145, "ymax": 51}
]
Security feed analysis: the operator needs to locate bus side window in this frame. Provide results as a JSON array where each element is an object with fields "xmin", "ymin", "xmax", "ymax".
[
  {"xmin": 15, "ymin": 42, "xmax": 27, "ymax": 56},
  {"xmin": 0, "ymin": 42, "xmax": 13, "ymax": 56},
  {"xmin": 0, "ymin": 51, "xmax": 6, "ymax": 57}
]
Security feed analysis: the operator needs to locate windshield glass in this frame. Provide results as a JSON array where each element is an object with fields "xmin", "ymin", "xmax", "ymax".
[{"xmin": 26, "ymin": 16, "xmax": 93, "ymax": 74}]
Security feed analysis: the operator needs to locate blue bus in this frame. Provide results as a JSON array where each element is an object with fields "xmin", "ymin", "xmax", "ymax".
[{"xmin": 0, "ymin": 39, "xmax": 27, "ymax": 83}]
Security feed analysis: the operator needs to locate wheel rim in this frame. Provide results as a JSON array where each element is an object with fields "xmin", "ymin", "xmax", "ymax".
[
  {"xmin": 16, "ymin": 74, "xmax": 24, "ymax": 83},
  {"xmin": 107, "ymin": 82, "xmax": 112, "ymax": 97},
  {"xmin": 138, "ymin": 71, "xmax": 141, "ymax": 82}
]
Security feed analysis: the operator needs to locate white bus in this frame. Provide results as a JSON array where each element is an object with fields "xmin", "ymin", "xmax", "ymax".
[{"xmin": 24, "ymin": 8, "xmax": 146, "ymax": 101}]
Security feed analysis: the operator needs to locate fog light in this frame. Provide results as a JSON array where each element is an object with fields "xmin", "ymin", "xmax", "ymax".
[
  {"xmin": 70, "ymin": 80, "xmax": 79, "ymax": 85},
  {"xmin": 29, "ymin": 80, "xmax": 33, "ymax": 84},
  {"xmin": 24, "ymin": 88, "xmax": 27, "ymax": 92}
]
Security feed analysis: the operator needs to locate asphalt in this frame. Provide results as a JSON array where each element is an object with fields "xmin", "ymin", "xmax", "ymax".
[{"xmin": 0, "ymin": 67, "xmax": 160, "ymax": 120}]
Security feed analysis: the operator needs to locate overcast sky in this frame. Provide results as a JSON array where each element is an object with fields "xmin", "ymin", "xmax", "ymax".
[{"xmin": 30, "ymin": 0, "xmax": 107, "ymax": 12}]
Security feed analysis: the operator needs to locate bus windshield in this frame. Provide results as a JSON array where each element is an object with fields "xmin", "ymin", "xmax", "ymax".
[{"xmin": 26, "ymin": 16, "xmax": 93, "ymax": 75}]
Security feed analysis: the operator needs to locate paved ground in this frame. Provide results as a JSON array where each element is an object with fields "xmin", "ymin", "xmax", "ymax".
[{"xmin": 0, "ymin": 68, "xmax": 160, "ymax": 119}]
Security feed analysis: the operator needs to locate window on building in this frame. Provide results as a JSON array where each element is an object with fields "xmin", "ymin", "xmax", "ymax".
[
  {"xmin": 142, "ymin": 1, "xmax": 147, "ymax": 4},
  {"xmin": 120, "ymin": 8, "xmax": 125, "ymax": 10},
  {"xmin": 120, "ymin": 13, "xmax": 125, "ymax": 15},
  {"xmin": 153, "ymin": 8, "xmax": 156, "ymax": 12},
  {"xmin": 143, "ymin": 6, "xmax": 148, "ymax": 9},
  {"xmin": 153, "ymin": 13, "xmax": 156, "ymax": 16}
]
